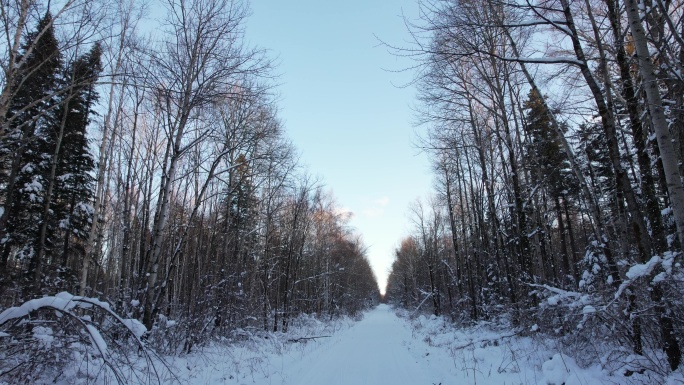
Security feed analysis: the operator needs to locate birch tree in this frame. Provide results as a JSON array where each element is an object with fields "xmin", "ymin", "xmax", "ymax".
[{"xmin": 140, "ymin": 0, "xmax": 269, "ymax": 330}]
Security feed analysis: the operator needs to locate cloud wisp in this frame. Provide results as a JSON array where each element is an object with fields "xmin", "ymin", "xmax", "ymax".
[{"xmin": 362, "ymin": 196, "xmax": 390, "ymax": 219}]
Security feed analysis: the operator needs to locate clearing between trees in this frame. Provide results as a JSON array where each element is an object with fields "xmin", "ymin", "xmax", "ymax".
[{"xmin": 163, "ymin": 304, "xmax": 682, "ymax": 385}]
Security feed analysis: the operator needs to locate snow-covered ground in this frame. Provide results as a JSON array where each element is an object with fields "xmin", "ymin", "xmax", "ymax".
[
  {"xmin": 171, "ymin": 304, "xmax": 450, "ymax": 385},
  {"xmin": 402, "ymin": 308, "xmax": 684, "ymax": 385},
  {"xmin": 170, "ymin": 304, "xmax": 684, "ymax": 385},
  {"xmin": 4, "ymin": 302, "xmax": 682, "ymax": 384}
]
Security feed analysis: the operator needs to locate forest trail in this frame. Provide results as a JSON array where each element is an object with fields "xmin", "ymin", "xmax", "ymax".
[
  {"xmin": 274, "ymin": 304, "xmax": 450, "ymax": 385},
  {"xmin": 171, "ymin": 302, "xmax": 618, "ymax": 385}
]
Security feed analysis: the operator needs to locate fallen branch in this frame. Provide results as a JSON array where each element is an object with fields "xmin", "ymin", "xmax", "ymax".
[
  {"xmin": 452, "ymin": 330, "xmax": 522, "ymax": 350},
  {"xmin": 411, "ymin": 291, "xmax": 433, "ymax": 316},
  {"xmin": 287, "ymin": 335, "xmax": 331, "ymax": 343}
]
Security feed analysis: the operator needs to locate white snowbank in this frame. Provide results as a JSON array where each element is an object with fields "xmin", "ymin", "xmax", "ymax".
[
  {"xmin": 542, "ymin": 353, "xmax": 594, "ymax": 385},
  {"xmin": 4, "ymin": 301, "xmax": 674, "ymax": 385},
  {"xmin": 404, "ymin": 308, "xmax": 661, "ymax": 385}
]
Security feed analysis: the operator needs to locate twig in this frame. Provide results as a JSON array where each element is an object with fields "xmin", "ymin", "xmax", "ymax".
[
  {"xmin": 452, "ymin": 331, "xmax": 522, "ymax": 350},
  {"xmin": 287, "ymin": 335, "xmax": 331, "ymax": 343}
]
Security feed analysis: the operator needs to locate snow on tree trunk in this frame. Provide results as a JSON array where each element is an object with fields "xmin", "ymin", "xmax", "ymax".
[{"xmin": 623, "ymin": 0, "xmax": 682, "ymax": 370}]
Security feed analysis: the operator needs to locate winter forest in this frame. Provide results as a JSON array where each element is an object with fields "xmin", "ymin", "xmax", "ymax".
[
  {"xmin": 385, "ymin": 0, "xmax": 684, "ymax": 377},
  {"xmin": 0, "ymin": 0, "xmax": 684, "ymax": 384}
]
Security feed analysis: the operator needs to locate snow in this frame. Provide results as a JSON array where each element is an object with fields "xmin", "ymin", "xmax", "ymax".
[
  {"xmin": 606, "ymin": 274, "xmax": 613, "ymax": 285},
  {"xmin": 32, "ymin": 326, "xmax": 54, "ymax": 347},
  {"xmin": 532, "ymin": 283, "xmax": 587, "ymax": 309},
  {"xmin": 625, "ymin": 255, "xmax": 661, "ymax": 280},
  {"xmin": 168, "ymin": 305, "xmax": 450, "ymax": 384},
  {"xmin": 615, "ymin": 255, "xmax": 666, "ymax": 300},
  {"xmin": 0, "ymin": 292, "xmax": 143, "ymax": 342},
  {"xmin": 57, "ymin": 173, "xmax": 73, "ymax": 181},
  {"xmin": 20, "ymin": 163, "xmax": 35, "ymax": 173},
  {"xmin": 401, "ymin": 308, "xmax": 620, "ymax": 385},
  {"xmin": 661, "ymin": 251, "xmax": 677, "ymax": 273},
  {"xmin": 542, "ymin": 353, "xmax": 586, "ymax": 385},
  {"xmin": 157, "ymin": 305, "xmax": 626, "ymax": 385},
  {"xmin": 86, "ymin": 324, "xmax": 108, "ymax": 355},
  {"xmin": 3, "ymin": 303, "xmax": 676, "ymax": 384},
  {"xmin": 75, "ymin": 202, "xmax": 94, "ymax": 216},
  {"xmin": 0, "ymin": 295, "xmax": 76, "ymax": 323},
  {"xmin": 582, "ymin": 305, "xmax": 596, "ymax": 314},
  {"xmin": 121, "ymin": 318, "xmax": 146, "ymax": 338},
  {"xmin": 275, "ymin": 304, "xmax": 448, "ymax": 384},
  {"xmin": 22, "ymin": 179, "xmax": 43, "ymax": 193}
]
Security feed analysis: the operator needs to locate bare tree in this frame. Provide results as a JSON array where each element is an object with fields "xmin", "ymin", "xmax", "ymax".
[{"xmin": 139, "ymin": 0, "xmax": 270, "ymax": 330}]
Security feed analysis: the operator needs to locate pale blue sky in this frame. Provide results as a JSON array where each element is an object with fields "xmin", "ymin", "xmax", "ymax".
[{"xmin": 246, "ymin": 0, "xmax": 433, "ymax": 293}]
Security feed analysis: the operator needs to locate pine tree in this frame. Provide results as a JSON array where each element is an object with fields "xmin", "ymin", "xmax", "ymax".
[
  {"xmin": 53, "ymin": 43, "xmax": 101, "ymax": 275},
  {"xmin": 213, "ymin": 153, "xmax": 257, "ymax": 327},
  {"xmin": 524, "ymin": 89, "xmax": 580, "ymax": 284},
  {"xmin": 32, "ymin": 43, "xmax": 102, "ymax": 292},
  {"xmin": 523, "ymin": 89, "xmax": 577, "ymax": 199},
  {"xmin": 0, "ymin": 13, "xmax": 62, "ymax": 284}
]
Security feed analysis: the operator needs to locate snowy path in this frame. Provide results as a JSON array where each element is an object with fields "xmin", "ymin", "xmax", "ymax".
[
  {"xmin": 274, "ymin": 304, "xmax": 448, "ymax": 385},
  {"xmin": 176, "ymin": 305, "xmax": 628, "ymax": 385}
]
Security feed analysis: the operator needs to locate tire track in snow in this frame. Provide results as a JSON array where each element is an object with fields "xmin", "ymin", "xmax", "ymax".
[{"xmin": 280, "ymin": 304, "xmax": 449, "ymax": 385}]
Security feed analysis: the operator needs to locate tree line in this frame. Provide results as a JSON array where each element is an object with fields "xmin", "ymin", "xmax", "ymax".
[
  {"xmin": 385, "ymin": 0, "xmax": 683, "ymax": 376},
  {"xmin": 0, "ymin": 0, "xmax": 379, "ymax": 354}
]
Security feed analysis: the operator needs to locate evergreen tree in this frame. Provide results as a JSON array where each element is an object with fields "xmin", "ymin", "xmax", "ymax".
[
  {"xmin": 33, "ymin": 43, "xmax": 102, "ymax": 291},
  {"xmin": 578, "ymin": 122, "xmax": 615, "ymax": 204},
  {"xmin": 524, "ymin": 89, "xmax": 580, "ymax": 284},
  {"xmin": 523, "ymin": 89, "xmax": 577, "ymax": 199},
  {"xmin": 51, "ymin": 43, "xmax": 101, "ymax": 270},
  {"xmin": 0, "ymin": 13, "xmax": 62, "ymax": 280},
  {"xmin": 213, "ymin": 153, "xmax": 257, "ymax": 325}
]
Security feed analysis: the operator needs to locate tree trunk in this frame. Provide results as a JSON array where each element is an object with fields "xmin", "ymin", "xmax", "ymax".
[
  {"xmin": 502, "ymin": 25, "xmax": 622, "ymax": 286},
  {"xmin": 624, "ymin": 0, "xmax": 683, "ymax": 369}
]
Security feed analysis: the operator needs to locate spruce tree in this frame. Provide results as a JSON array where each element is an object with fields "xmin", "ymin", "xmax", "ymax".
[
  {"xmin": 0, "ymin": 13, "xmax": 62, "ymax": 285},
  {"xmin": 33, "ymin": 43, "xmax": 101, "ymax": 291},
  {"xmin": 524, "ymin": 89, "xmax": 580, "ymax": 284},
  {"xmin": 55, "ymin": 44, "xmax": 101, "ymax": 263},
  {"xmin": 523, "ymin": 89, "xmax": 577, "ymax": 199}
]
